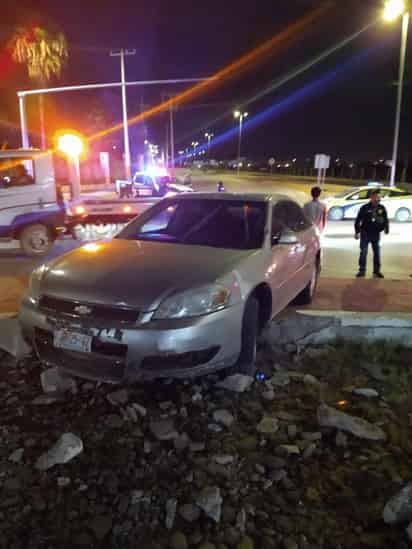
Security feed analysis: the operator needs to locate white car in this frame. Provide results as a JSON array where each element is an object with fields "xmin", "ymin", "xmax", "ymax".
[
  {"xmin": 19, "ymin": 193, "xmax": 321, "ymax": 383},
  {"xmin": 326, "ymin": 185, "xmax": 412, "ymax": 222}
]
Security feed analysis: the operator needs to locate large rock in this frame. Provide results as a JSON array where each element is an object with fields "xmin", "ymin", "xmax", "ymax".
[
  {"xmin": 150, "ymin": 419, "xmax": 178, "ymax": 441},
  {"xmin": 41, "ymin": 367, "xmax": 76, "ymax": 394},
  {"xmin": 269, "ymin": 372, "xmax": 290, "ymax": 387},
  {"xmin": 106, "ymin": 389, "xmax": 129, "ymax": 406},
  {"xmin": 256, "ymin": 416, "xmax": 279, "ymax": 435},
  {"xmin": 383, "ymin": 482, "xmax": 412, "ymax": 524},
  {"xmin": 213, "ymin": 409, "xmax": 235, "ymax": 428},
  {"xmin": 195, "ymin": 486, "xmax": 223, "ymax": 523},
  {"xmin": 317, "ymin": 404, "xmax": 386, "ymax": 441},
  {"xmin": 353, "ymin": 388, "xmax": 379, "ymax": 398},
  {"xmin": 216, "ymin": 374, "xmax": 254, "ymax": 393},
  {"xmin": 35, "ymin": 433, "xmax": 83, "ymax": 471}
]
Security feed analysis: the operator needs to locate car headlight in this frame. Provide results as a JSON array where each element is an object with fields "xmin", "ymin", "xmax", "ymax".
[
  {"xmin": 28, "ymin": 264, "xmax": 48, "ymax": 302},
  {"xmin": 153, "ymin": 277, "xmax": 241, "ymax": 320}
]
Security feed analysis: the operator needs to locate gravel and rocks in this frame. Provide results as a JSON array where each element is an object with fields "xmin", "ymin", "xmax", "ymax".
[{"xmin": 1, "ymin": 341, "xmax": 412, "ymax": 547}]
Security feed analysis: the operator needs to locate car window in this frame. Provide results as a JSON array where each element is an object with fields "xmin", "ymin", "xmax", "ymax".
[
  {"xmin": 0, "ymin": 159, "xmax": 35, "ymax": 189},
  {"xmin": 389, "ymin": 189, "xmax": 410, "ymax": 197},
  {"xmin": 348, "ymin": 189, "xmax": 369, "ymax": 200},
  {"xmin": 133, "ymin": 174, "xmax": 145, "ymax": 184},
  {"xmin": 118, "ymin": 198, "xmax": 268, "ymax": 250},
  {"xmin": 273, "ymin": 201, "xmax": 311, "ymax": 232}
]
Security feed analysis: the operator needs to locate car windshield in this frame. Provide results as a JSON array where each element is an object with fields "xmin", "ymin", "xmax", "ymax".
[{"xmin": 117, "ymin": 198, "xmax": 267, "ymax": 250}]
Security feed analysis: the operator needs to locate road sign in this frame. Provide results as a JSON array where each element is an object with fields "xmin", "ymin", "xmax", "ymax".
[
  {"xmin": 314, "ymin": 154, "xmax": 330, "ymax": 186},
  {"xmin": 314, "ymin": 154, "xmax": 330, "ymax": 170},
  {"xmin": 268, "ymin": 157, "xmax": 276, "ymax": 166}
]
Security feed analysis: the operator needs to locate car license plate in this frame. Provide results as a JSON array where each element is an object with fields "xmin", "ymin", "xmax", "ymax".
[{"xmin": 54, "ymin": 330, "xmax": 92, "ymax": 353}]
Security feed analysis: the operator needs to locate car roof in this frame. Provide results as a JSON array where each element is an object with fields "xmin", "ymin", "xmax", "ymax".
[
  {"xmin": 349, "ymin": 185, "xmax": 404, "ymax": 192},
  {"xmin": 173, "ymin": 192, "xmax": 295, "ymax": 203}
]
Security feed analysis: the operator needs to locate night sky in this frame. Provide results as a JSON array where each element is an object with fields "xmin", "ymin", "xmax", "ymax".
[{"xmin": 1, "ymin": 0, "xmax": 411, "ymax": 161}]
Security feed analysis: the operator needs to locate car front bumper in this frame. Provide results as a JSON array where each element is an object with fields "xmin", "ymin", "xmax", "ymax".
[{"xmin": 19, "ymin": 298, "xmax": 243, "ymax": 383}]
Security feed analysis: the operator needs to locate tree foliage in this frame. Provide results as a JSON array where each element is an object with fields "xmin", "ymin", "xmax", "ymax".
[{"xmin": 9, "ymin": 26, "xmax": 68, "ymax": 82}]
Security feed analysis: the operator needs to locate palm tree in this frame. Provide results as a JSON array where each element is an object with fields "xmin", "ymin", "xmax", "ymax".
[{"xmin": 9, "ymin": 26, "xmax": 68, "ymax": 149}]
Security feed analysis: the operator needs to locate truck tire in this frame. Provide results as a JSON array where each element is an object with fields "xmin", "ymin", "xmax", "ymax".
[{"xmin": 20, "ymin": 224, "xmax": 54, "ymax": 257}]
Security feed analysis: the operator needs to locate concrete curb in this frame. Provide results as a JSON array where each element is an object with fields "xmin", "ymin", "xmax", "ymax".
[
  {"xmin": 0, "ymin": 313, "xmax": 31, "ymax": 359},
  {"xmin": 263, "ymin": 309, "xmax": 412, "ymax": 349}
]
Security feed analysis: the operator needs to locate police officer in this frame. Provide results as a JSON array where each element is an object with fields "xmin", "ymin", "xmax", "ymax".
[{"xmin": 354, "ymin": 189, "xmax": 389, "ymax": 278}]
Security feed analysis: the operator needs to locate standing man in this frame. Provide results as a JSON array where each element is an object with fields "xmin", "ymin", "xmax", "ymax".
[
  {"xmin": 303, "ymin": 186, "xmax": 327, "ymax": 233},
  {"xmin": 355, "ymin": 189, "xmax": 389, "ymax": 278}
]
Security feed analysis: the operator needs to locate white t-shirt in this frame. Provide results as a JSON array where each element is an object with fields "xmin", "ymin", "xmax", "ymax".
[{"xmin": 303, "ymin": 200, "xmax": 327, "ymax": 232}]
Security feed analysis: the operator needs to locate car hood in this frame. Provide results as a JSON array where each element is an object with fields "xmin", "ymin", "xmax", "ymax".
[{"xmin": 41, "ymin": 239, "xmax": 253, "ymax": 311}]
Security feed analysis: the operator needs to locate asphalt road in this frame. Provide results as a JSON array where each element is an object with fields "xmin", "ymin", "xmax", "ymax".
[{"xmin": 0, "ymin": 173, "xmax": 410, "ymax": 290}]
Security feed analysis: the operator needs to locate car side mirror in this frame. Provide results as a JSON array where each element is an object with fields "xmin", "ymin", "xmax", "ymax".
[{"xmin": 277, "ymin": 229, "xmax": 298, "ymax": 245}]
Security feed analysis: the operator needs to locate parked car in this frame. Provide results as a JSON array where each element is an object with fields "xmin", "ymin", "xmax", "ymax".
[
  {"xmin": 326, "ymin": 185, "xmax": 412, "ymax": 222},
  {"xmin": 19, "ymin": 193, "xmax": 321, "ymax": 383}
]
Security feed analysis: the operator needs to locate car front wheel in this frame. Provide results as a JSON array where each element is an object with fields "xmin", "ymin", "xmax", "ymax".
[
  {"xmin": 328, "ymin": 206, "xmax": 344, "ymax": 221},
  {"xmin": 235, "ymin": 296, "xmax": 259, "ymax": 377},
  {"xmin": 395, "ymin": 207, "xmax": 411, "ymax": 222}
]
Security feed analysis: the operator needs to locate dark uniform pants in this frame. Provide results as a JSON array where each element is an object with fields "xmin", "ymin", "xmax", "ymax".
[{"xmin": 359, "ymin": 235, "xmax": 381, "ymax": 274}]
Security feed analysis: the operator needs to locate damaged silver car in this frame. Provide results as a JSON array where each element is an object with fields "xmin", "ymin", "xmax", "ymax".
[{"xmin": 19, "ymin": 193, "xmax": 321, "ymax": 383}]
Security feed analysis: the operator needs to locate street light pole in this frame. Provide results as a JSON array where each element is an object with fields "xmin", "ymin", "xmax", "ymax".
[
  {"xmin": 390, "ymin": 11, "xmax": 409, "ymax": 187},
  {"xmin": 19, "ymin": 95, "xmax": 29, "ymax": 149},
  {"xmin": 234, "ymin": 111, "xmax": 248, "ymax": 176},
  {"xmin": 205, "ymin": 132, "xmax": 214, "ymax": 157},
  {"xmin": 110, "ymin": 49, "xmax": 136, "ymax": 181}
]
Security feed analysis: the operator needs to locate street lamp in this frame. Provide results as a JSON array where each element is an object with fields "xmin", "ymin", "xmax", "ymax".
[
  {"xmin": 384, "ymin": 0, "xmax": 410, "ymax": 187},
  {"xmin": 191, "ymin": 141, "xmax": 199, "ymax": 157},
  {"xmin": 205, "ymin": 132, "xmax": 214, "ymax": 157},
  {"xmin": 234, "ymin": 110, "xmax": 248, "ymax": 175},
  {"xmin": 56, "ymin": 132, "xmax": 85, "ymax": 201}
]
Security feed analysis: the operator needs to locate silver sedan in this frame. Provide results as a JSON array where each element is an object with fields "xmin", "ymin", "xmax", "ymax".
[{"xmin": 19, "ymin": 193, "xmax": 321, "ymax": 383}]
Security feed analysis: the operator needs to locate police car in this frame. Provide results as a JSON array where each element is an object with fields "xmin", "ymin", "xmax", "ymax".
[
  {"xmin": 116, "ymin": 167, "xmax": 193, "ymax": 198},
  {"xmin": 325, "ymin": 184, "xmax": 412, "ymax": 222}
]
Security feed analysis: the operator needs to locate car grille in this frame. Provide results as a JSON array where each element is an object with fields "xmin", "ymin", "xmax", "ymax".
[{"xmin": 39, "ymin": 295, "xmax": 139, "ymax": 324}]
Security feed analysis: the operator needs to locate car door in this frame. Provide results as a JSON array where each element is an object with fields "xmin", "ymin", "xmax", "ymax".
[
  {"xmin": 266, "ymin": 201, "xmax": 304, "ymax": 313},
  {"xmin": 344, "ymin": 188, "xmax": 370, "ymax": 219}
]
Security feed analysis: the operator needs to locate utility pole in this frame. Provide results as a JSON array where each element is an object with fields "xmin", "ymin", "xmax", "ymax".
[{"xmin": 110, "ymin": 48, "xmax": 136, "ymax": 180}]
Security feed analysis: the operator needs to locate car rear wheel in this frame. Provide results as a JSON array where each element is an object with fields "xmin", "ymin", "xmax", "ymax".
[
  {"xmin": 395, "ymin": 207, "xmax": 411, "ymax": 222},
  {"xmin": 328, "ymin": 206, "xmax": 344, "ymax": 221},
  {"xmin": 235, "ymin": 297, "xmax": 259, "ymax": 377},
  {"xmin": 20, "ymin": 224, "xmax": 54, "ymax": 257},
  {"xmin": 294, "ymin": 261, "xmax": 319, "ymax": 306}
]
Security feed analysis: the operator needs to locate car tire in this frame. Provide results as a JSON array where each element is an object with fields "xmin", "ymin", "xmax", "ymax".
[
  {"xmin": 235, "ymin": 296, "xmax": 259, "ymax": 377},
  {"xmin": 294, "ymin": 261, "xmax": 319, "ymax": 306},
  {"xmin": 395, "ymin": 207, "xmax": 411, "ymax": 222},
  {"xmin": 20, "ymin": 224, "xmax": 54, "ymax": 257},
  {"xmin": 328, "ymin": 206, "xmax": 344, "ymax": 221}
]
